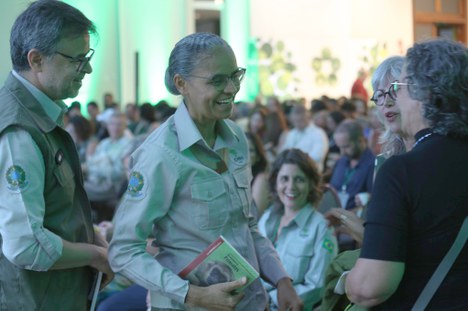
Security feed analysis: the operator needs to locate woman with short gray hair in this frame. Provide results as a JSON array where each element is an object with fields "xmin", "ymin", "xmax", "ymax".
[{"xmin": 346, "ymin": 38, "xmax": 468, "ymax": 310}]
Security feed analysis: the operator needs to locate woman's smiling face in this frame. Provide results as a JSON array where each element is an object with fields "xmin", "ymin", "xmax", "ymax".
[
  {"xmin": 276, "ymin": 163, "xmax": 310, "ymax": 211},
  {"xmin": 181, "ymin": 46, "xmax": 240, "ymax": 125}
]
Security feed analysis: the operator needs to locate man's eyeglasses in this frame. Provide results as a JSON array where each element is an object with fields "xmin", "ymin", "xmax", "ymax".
[
  {"xmin": 55, "ymin": 48, "xmax": 95, "ymax": 72},
  {"xmin": 189, "ymin": 67, "xmax": 246, "ymax": 91}
]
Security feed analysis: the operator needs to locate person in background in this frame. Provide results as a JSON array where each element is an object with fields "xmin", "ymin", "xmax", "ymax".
[
  {"xmin": 83, "ymin": 112, "xmax": 133, "ymax": 221},
  {"xmin": 103, "ymin": 92, "xmax": 118, "ymax": 110},
  {"xmin": 346, "ymin": 38, "xmax": 468, "ymax": 310},
  {"xmin": 0, "ymin": 1, "xmax": 113, "ymax": 310},
  {"xmin": 325, "ymin": 55, "xmax": 407, "ymax": 244},
  {"xmin": 322, "ymin": 110, "xmax": 346, "ymax": 182},
  {"xmin": 351, "ymin": 68, "xmax": 369, "ymax": 105},
  {"xmin": 66, "ymin": 114, "xmax": 96, "ymax": 164},
  {"xmin": 69, "ymin": 100, "xmax": 83, "ymax": 117},
  {"xmin": 245, "ymin": 131, "xmax": 270, "ymax": 218},
  {"xmin": 248, "ymin": 106, "xmax": 279, "ymax": 164},
  {"xmin": 365, "ymin": 107, "xmax": 384, "ymax": 155},
  {"xmin": 340, "ymin": 100, "xmax": 357, "ymax": 120},
  {"xmin": 109, "ymin": 32, "xmax": 303, "ymax": 311},
  {"xmin": 264, "ymin": 95, "xmax": 289, "ymax": 153},
  {"xmin": 154, "ymin": 100, "xmax": 172, "ymax": 123},
  {"xmin": 86, "ymin": 100, "xmax": 103, "ymax": 137},
  {"xmin": 125, "ymin": 103, "xmax": 139, "ymax": 133},
  {"xmin": 258, "ymin": 148, "xmax": 337, "ymax": 310},
  {"xmin": 133, "ymin": 102, "xmax": 159, "ymax": 136},
  {"xmin": 248, "ymin": 106, "xmax": 268, "ymax": 142},
  {"xmin": 329, "ymin": 120, "xmax": 374, "ymax": 212},
  {"xmin": 230, "ymin": 100, "xmax": 251, "ymax": 132},
  {"xmin": 310, "ymin": 99, "xmax": 329, "ymax": 132},
  {"xmin": 280, "ymin": 103, "xmax": 329, "ymax": 172}
]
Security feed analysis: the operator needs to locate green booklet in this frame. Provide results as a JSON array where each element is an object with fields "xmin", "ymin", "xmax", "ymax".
[{"xmin": 178, "ymin": 236, "xmax": 259, "ymax": 292}]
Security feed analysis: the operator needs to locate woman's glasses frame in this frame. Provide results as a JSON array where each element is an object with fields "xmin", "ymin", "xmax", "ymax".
[
  {"xmin": 188, "ymin": 67, "xmax": 246, "ymax": 92},
  {"xmin": 371, "ymin": 80, "xmax": 416, "ymax": 106}
]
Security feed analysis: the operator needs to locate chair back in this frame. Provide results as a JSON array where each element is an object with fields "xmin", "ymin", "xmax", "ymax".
[{"xmin": 317, "ymin": 184, "xmax": 342, "ymax": 214}]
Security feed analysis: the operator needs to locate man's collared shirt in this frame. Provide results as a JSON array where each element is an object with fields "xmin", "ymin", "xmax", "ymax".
[
  {"xmin": 12, "ymin": 70, "xmax": 67, "ymax": 125},
  {"xmin": 280, "ymin": 123, "xmax": 329, "ymax": 172},
  {"xmin": 0, "ymin": 72, "xmax": 67, "ymax": 270}
]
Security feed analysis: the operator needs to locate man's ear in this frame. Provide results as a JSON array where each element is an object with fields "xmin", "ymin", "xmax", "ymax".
[
  {"xmin": 27, "ymin": 49, "xmax": 43, "ymax": 72},
  {"xmin": 174, "ymin": 74, "xmax": 187, "ymax": 96}
]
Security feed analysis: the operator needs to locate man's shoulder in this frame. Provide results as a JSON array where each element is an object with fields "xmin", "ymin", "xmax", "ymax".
[{"xmin": 0, "ymin": 80, "xmax": 39, "ymax": 134}]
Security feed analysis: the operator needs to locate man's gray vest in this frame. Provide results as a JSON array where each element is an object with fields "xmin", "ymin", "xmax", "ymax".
[{"xmin": 0, "ymin": 73, "xmax": 95, "ymax": 311}]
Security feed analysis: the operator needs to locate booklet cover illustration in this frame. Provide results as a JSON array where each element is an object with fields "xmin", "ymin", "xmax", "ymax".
[{"xmin": 178, "ymin": 236, "xmax": 259, "ymax": 291}]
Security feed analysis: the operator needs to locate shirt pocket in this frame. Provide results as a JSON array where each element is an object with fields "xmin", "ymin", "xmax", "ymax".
[
  {"xmin": 282, "ymin": 244, "xmax": 314, "ymax": 281},
  {"xmin": 52, "ymin": 161, "xmax": 75, "ymax": 197},
  {"xmin": 191, "ymin": 178, "xmax": 228, "ymax": 230},
  {"xmin": 233, "ymin": 168, "xmax": 252, "ymax": 218}
]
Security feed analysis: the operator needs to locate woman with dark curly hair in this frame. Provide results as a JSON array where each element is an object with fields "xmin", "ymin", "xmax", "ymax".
[
  {"xmin": 346, "ymin": 38, "xmax": 468, "ymax": 310},
  {"xmin": 258, "ymin": 148, "xmax": 337, "ymax": 310}
]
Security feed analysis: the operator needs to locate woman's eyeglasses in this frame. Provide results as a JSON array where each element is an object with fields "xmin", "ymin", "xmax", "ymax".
[
  {"xmin": 371, "ymin": 80, "xmax": 415, "ymax": 106},
  {"xmin": 389, "ymin": 80, "xmax": 415, "ymax": 101},
  {"xmin": 370, "ymin": 88, "xmax": 393, "ymax": 106},
  {"xmin": 189, "ymin": 67, "xmax": 246, "ymax": 91}
]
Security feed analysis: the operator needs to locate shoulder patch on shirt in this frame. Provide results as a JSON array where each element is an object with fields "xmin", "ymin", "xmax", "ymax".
[
  {"xmin": 5, "ymin": 165, "xmax": 29, "ymax": 192},
  {"xmin": 322, "ymin": 238, "xmax": 335, "ymax": 254},
  {"xmin": 126, "ymin": 171, "xmax": 145, "ymax": 198},
  {"xmin": 229, "ymin": 149, "xmax": 246, "ymax": 166}
]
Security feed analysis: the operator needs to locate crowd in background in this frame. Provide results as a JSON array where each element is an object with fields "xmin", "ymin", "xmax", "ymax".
[{"xmin": 67, "ymin": 91, "xmax": 380, "ymax": 225}]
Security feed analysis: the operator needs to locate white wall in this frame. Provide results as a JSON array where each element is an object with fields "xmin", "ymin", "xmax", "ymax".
[
  {"xmin": 0, "ymin": 0, "xmax": 30, "ymax": 84},
  {"xmin": 250, "ymin": 0, "xmax": 414, "ymax": 102},
  {"xmin": 0, "ymin": 0, "xmax": 465, "ymax": 106}
]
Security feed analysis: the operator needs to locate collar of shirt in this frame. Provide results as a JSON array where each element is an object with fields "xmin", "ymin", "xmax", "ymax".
[
  {"xmin": 268, "ymin": 202, "xmax": 315, "ymax": 232},
  {"xmin": 12, "ymin": 70, "xmax": 67, "ymax": 127},
  {"xmin": 174, "ymin": 101, "xmax": 239, "ymax": 152}
]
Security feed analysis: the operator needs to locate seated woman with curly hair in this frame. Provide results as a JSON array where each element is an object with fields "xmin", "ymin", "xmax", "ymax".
[{"xmin": 258, "ymin": 148, "xmax": 338, "ymax": 310}]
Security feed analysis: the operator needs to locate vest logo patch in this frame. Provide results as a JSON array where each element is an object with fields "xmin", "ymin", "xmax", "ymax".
[
  {"xmin": 6, "ymin": 165, "xmax": 29, "ymax": 192},
  {"xmin": 127, "ymin": 171, "xmax": 144, "ymax": 198}
]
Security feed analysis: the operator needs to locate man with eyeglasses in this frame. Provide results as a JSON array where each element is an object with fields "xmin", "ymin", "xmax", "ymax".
[{"xmin": 0, "ymin": 1, "xmax": 113, "ymax": 310}]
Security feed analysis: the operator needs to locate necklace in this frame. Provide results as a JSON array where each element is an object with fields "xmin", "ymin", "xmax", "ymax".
[{"xmin": 413, "ymin": 132, "xmax": 433, "ymax": 148}]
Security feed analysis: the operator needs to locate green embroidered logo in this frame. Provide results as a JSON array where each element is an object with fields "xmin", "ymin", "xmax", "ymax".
[
  {"xmin": 6, "ymin": 165, "xmax": 29, "ymax": 192},
  {"xmin": 322, "ymin": 238, "xmax": 335, "ymax": 254},
  {"xmin": 229, "ymin": 149, "xmax": 245, "ymax": 165},
  {"xmin": 127, "ymin": 171, "xmax": 144, "ymax": 197}
]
